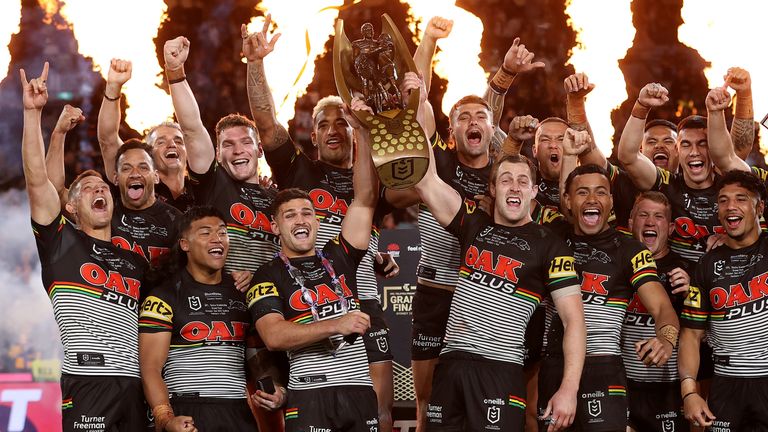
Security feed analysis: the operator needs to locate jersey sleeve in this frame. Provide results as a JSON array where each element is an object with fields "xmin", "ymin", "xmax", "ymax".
[
  {"xmin": 264, "ymin": 138, "xmax": 313, "ymax": 189},
  {"xmin": 138, "ymin": 284, "xmax": 175, "ymax": 333},
  {"xmin": 187, "ymin": 160, "xmax": 219, "ymax": 203},
  {"xmin": 680, "ymin": 260, "xmax": 710, "ymax": 329},
  {"xmin": 246, "ymin": 268, "xmax": 285, "ymax": 323},
  {"xmin": 445, "ymin": 201, "xmax": 492, "ymax": 247},
  {"xmin": 543, "ymin": 234, "xmax": 579, "ymax": 293},
  {"xmin": 607, "ymin": 163, "xmax": 639, "ymax": 228},
  {"xmin": 625, "ymin": 242, "xmax": 661, "ymax": 291},
  {"xmin": 651, "ymin": 167, "xmax": 672, "ymax": 191},
  {"xmin": 325, "ymin": 233, "xmax": 368, "ymax": 271},
  {"xmin": 31, "ymin": 213, "xmax": 70, "ymax": 265}
]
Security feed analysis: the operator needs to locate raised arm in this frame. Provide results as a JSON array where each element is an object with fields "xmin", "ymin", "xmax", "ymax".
[
  {"xmin": 164, "ymin": 37, "xmax": 215, "ymax": 175},
  {"xmin": 725, "ymin": 67, "xmax": 755, "ymax": 161},
  {"xmin": 341, "ymin": 100, "xmax": 378, "ymax": 251},
  {"xmin": 484, "ymin": 38, "xmax": 546, "ymax": 125},
  {"xmin": 97, "ymin": 59, "xmax": 130, "ymax": 180},
  {"xmin": 706, "ymin": 87, "xmax": 750, "ymax": 173},
  {"xmin": 635, "ymin": 280, "xmax": 680, "ymax": 367},
  {"xmin": 21, "ymin": 63, "xmax": 60, "ymax": 226},
  {"xmin": 499, "ymin": 115, "xmax": 538, "ymax": 157},
  {"xmin": 564, "ymin": 72, "xmax": 604, "ymax": 168},
  {"xmin": 559, "ymin": 128, "xmax": 592, "ymax": 214},
  {"xmin": 618, "ymin": 83, "xmax": 668, "ymax": 191},
  {"xmin": 413, "ymin": 138, "xmax": 462, "ymax": 227},
  {"xmin": 46, "ymin": 104, "xmax": 85, "ymax": 206},
  {"xmin": 413, "ymin": 16, "xmax": 452, "ymax": 94},
  {"xmin": 242, "ymin": 16, "xmax": 288, "ymax": 153}
]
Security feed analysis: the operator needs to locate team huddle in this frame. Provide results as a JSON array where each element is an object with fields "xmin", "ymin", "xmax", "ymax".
[{"xmin": 19, "ymin": 12, "xmax": 768, "ymax": 432}]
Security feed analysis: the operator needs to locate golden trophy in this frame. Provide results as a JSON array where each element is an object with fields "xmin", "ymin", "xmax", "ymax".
[{"xmin": 334, "ymin": 14, "xmax": 429, "ymax": 190}]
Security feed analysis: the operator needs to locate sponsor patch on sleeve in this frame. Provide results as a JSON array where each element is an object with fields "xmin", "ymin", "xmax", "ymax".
[
  {"xmin": 140, "ymin": 295, "xmax": 173, "ymax": 323},
  {"xmin": 246, "ymin": 282, "xmax": 279, "ymax": 308},
  {"xmin": 684, "ymin": 285, "xmax": 702, "ymax": 308},
  {"xmin": 549, "ymin": 256, "xmax": 577, "ymax": 279},
  {"xmin": 631, "ymin": 250, "xmax": 657, "ymax": 274}
]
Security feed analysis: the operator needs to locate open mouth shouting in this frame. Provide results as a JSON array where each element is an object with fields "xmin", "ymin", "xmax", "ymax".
[
  {"xmin": 208, "ymin": 246, "xmax": 225, "ymax": 258},
  {"xmin": 549, "ymin": 152, "xmax": 561, "ymax": 167},
  {"xmin": 581, "ymin": 208, "xmax": 601, "ymax": 227},
  {"xmin": 653, "ymin": 151, "xmax": 669, "ymax": 166},
  {"xmin": 640, "ymin": 228, "xmax": 658, "ymax": 247},
  {"xmin": 725, "ymin": 214, "xmax": 743, "ymax": 231},
  {"xmin": 506, "ymin": 195, "xmax": 522, "ymax": 209},
  {"xmin": 127, "ymin": 181, "xmax": 145, "ymax": 201},
  {"xmin": 292, "ymin": 226, "xmax": 311, "ymax": 240},
  {"xmin": 466, "ymin": 129, "xmax": 482, "ymax": 146},
  {"xmin": 91, "ymin": 196, "xmax": 108, "ymax": 213},
  {"xmin": 687, "ymin": 160, "xmax": 705, "ymax": 175},
  {"xmin": 325, "ymin": 136, "xmax": 342, "ymax": 150}
]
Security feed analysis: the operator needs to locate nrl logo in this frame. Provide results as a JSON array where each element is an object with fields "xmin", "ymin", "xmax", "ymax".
[
  {"xmin": 662, "ymin": 419, "xmax": 675, "ymax": 432},
  {"xmin": 188, "ymin": 296, "xmax": 202, "ymax": 311},
  {"xmin": 587, "ymin": 399, "xmax": 601, "ymax": 417},
  {"xmin": 486, "ymin": 406, "xmax": 500, "ymax": 424},
  {"xmin": 377, "ymin": 337, "xmax": 388, "ymax": 353}
]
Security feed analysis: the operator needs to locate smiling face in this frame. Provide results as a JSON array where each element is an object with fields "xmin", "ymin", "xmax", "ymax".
[
  {"xmin": 630, "ymin": 198, "xmax": 673, "ymax": 257},
  {"xmin": 217, "ymin": 125, "xmax": 262, "ymax": 183},
  {"xmin": 641, "ymin": 125, "xmax": 678, "ymax": 171},
  {"xmin": 312, "ymin": 105, "xmax": 354, "ymax": 168},
  {"xmin": 272, "ymin": 198, "xmax": 320, "ymax": 257},
  {"xmin": 565, "ymin": 172, "xmax": 613, "ymax": 236},
  {"xmin": 677, "ymin": 128, "xmax": 713, "ymax": 188},
  {"xmin": 66, "ymin": 175, "xmax": 113, "ymax": 231},
  {"xmin": 450, "ymin": 102, "xmax": 493, "ymax": 165},
  {"xmin": 534, "ymin": 121, "xmax": 567, "ymax": 181},
  {"xmin": 718, "ymin": 183, "xmax": 763, "ymax": 244},
  {"xmin": 180, "ymin": 216, "xmax": 229, "ymax": 274},
  {"xmin": 148, "ymin": 125, "xmax": 187, "ymax": 173},
  {"xmin": 114, "ymin": 148, "xmax": 159, "ymax": 210},
  {"xmin": 490, "ymin": 160, "xmax": 537, "ymax": 227}
]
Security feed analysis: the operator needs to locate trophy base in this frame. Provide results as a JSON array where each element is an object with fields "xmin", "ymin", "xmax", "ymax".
[
  {"xmin": 375, "ymin": 156, "xmax": 429, "ymax": 190},
  {"xmin": 366, "ymin": 108, "xmax": 429, "ymax": 189}
]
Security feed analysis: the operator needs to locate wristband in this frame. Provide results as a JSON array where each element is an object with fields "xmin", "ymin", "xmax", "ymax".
[
  {"xmin": 168, "ymin": 76, "xmax": 187, "ymax": 85},
  {"xmin": 631, "ymin": 100, "xmax": 651, "ymax": 119},
  {"xmin": 104, "ymin": 92, "xmax": 120, "ymax": 101},
  {"xmin": 659, "ymin": 324, "xmax": 679, "ymax": 348},
  {"xmin": 680, "ymin": 376, "xmax": 695, "ymax": 384},
  {"xmin": 152, "ymin": 404, "xmax": 174, "ymax": 432},
  {"xmin": 682, "ymin": 391, "xmax": 698, "ymax": 402},
  {"xmin": 165, "ymin": 65, "xmax": 186, "ymax": 82},
  {"xmin": 490, "ymin": 65, "xmax": 516, "ymax": 93}
]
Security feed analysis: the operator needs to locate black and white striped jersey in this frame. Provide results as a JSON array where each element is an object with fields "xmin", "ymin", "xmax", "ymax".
[
  {"xmin": 139, "ymin": 271, "xmax": 250, "ymax": 398},
  {"xmin": 417, "ymin": 135, "xmax": 491, "ymax": 287},
  {"xmin": 265, "ymin": 141, "xmax": 390, "ymax": 302},
  {"xmin": 441, "ymin": 206, "xmax": 578, "ymax": 365},
  {"xmin": 32, "ymin": 214, "xmax": 148, "ymax": 377},
  {"xmin": 621, "ymin": 251, "xmax": 688, "ymax": 382},
  {"xmin": 247, "ymin": 235, "xmax": 371, "ymax": 390},
  {"xmin": 189, "ymin": 162, "xmax": 279, "ymax": 272},
  {"xmin": 682, "ymin": 232, "xmax": 768, "ymax": 377}
]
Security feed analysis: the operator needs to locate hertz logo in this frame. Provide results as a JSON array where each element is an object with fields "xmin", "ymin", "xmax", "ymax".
[
  {"xmin": 549, "ymin": 256, "xmax": 576, "ymax": 279},
  {"xmin": 141, "ymin": 296, "xmax": 173, "ymax": 322},
  {"xmin": 631, "ymin": 250, "xmax": 656, "ymax": 274},
  {"xmin": 246, "ymin": 282, "xmax": 278, "ymax": 308},
  {"xmin": 685, "ymin": 285, "xmax": 701, "ymax": 308}
]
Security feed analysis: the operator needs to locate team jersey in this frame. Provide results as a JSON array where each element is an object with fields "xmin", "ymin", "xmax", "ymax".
[
  {"xmin": 109, "ymin": 184, "xmax": 180, "ymax": 266},
  {"xmin": 155, "ymin": 180, "xmax": 196, "ymax": 213},
  {"xmin": 265, "ymin": 140, "xmax": 390, "ymax": 302},
  {"xmin": 548, "ymin": 228, "xmax": 660, "ymax": 356},
  {"xmin": 681, "ymin": 232, "xmax": 768, "ymax": 377},
  {"xmin": 441, "ymin": 205, "xmax": 578, "ymax": 365},
  {"xmin": 536, "ymin": 177, "xmax": 560, "ymax": 213},
  {"xmin": 606, "ymin": 162, "xmax": 642, "ymax": 233},
  {"xmin": 139, "ymin": 270, "xmax": 250, "ymax": 398},
  {"xmin": 189, "ymin": 162, "xmax": 279, "ymax": 272},
  {"xmin": 32, "ymin": 214, "xmax": 148, "ymax": 377},
  {"xmin": 653, "ymin": 169, "xmax": 722, "ymax": 263},
  {"xmin": 247, "ymin": 235, "xmax": 371, "ymax": 390},
  {"xmin": 417, "ymin": 135, "xmax": 491, "ymax": 287},
  {"xmin": 622, "ymin": 251, "xmax": 688, "ymax": 382}
]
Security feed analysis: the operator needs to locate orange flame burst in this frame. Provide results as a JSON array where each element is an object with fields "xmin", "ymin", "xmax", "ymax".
[
  {"xmin": 679, "ymin": 0, "xmax": 768, "ymax": 160},
  {"xmin": 404, "ymin": 0, "xmax": 488, "ymax": 116},
  {"xmin": 47, "ymin": 0, "xmax": 172, "ymax": 133},
  {"xmin": 565, "ymin": 0, "xmax": 635, "ymax": 155},
  {"xmin": 0, "ymin": 1, "xmax": 21, "ymax": 79}
]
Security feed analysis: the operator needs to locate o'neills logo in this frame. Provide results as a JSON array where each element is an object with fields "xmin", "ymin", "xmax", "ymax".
[
  {"xmin": 289, "ymin": 275, "xmax": 353, "ymax": 311},
  {"xmin": 80, "ymin": 262, "xmax": 140, "ymax": 300},
  {"xmin": 230, "ymin": 203, "xmax": 273, "ymax": 232},
  {"xmin": 180, "ymin": 320, "xmax": 249, "ymax": 342},
  {"xmin": 310, "ymin": 189, "xmax": 349, "ymax": 216},
  {"xmin": 464, "ymin": 245, "xmax": 522, "ymax": 283}
]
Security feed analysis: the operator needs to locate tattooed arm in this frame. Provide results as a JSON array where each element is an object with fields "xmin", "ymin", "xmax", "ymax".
[{"xmin": 725, "ymin": 67, "xmax": 755, "ymax": 160}]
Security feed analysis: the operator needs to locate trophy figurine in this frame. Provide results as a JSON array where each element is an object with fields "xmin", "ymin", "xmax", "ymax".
[{"xmin": 334, "ymin": 14, "xmax": 429, "ymax": 190}]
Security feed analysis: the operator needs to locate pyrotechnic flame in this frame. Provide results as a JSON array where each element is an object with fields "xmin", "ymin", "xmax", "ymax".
[
  {"xmin": 404, "ymin": 0, "xmax": 488, "ymax": 116},
  {"xmin": 565, "ymin": 0, "xmax": 635, "ymax": 155},
  {"xmin": 679, "ymin": 0, "xmax": 768, "ymax": 159},
  {"xmin": 49, "ymin": 0, "xmax": 172, "ymax": 133},
  {"xmin": 0, "ymin": 1, "xmax": 21, "ymax": 79}
]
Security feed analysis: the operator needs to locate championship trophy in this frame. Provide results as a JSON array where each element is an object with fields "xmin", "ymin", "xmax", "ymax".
[{"xmin": 333, "ymin": 14, "xmax": 429, "ymax": 189}]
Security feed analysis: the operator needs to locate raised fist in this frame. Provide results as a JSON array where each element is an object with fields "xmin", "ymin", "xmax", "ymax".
[
  {"xmin": 564, "ymin": 72, "xmax": 595, "ymax": 98},
  {"xmin": 241, "ymin": 14, "xmax": 281, "ymax": 62},
  {"xmin": 705, "ymin": 87, "xmax": 731, "ymax": 112},
  {"xmin": 562, "ymin": 128, "xmax": 592, "ymax": 156},
  {"xmin": 502, "ymin": 37, "xmax": 545, "ymax": 75},
  {"xmin": 424, "ymin": 16, "xmax": 453, "ymax": 40},
  {"xmin": 20, "ymin": 62, "xmax": 49, "ymax": 110},
  {"xmin": 164, "ymin": 36, "xmax": 190, "ymax": 71},
  {"xmin": 54, "ymin": 105, "xmax": 85, "ymax": 134},
  {"xmin": 107, "ymin": 58, "xmax": 132, "ymax": 87},
  {"xmin": 638, "ymin": 82, "xmax": 669, "ymax": 108},
  {"xmin": 508, "ymin": 115, "xmax": 539, "ymax": 142},
  {"xmin": 724, "ymin": 67, "xmax": 751, "ymax": 94}
]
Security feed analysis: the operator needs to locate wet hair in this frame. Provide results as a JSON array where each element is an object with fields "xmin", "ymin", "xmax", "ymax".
[
  {"xmin": 630, "ymin": 191, "xmax": 671, "ymax": 220},
  {"xmin": 644, "ymin": 119, "xmax": 678, "ymax": 133},
  {"xmin": 214, "ymin": 114, "xmax": 259, "ymax": 143},
  {"xmin": 311, "ymin": 95, "xmax": 345, "ymax": 125},
  {"xmin": 145, "ymin": 121, "xmax": 183, "ymax": 147},
  {"xmin": 717, "ymin": 170, "xmax": 766, "ymax": 202},
  {"xmin": 272, "ymin": 188, "xmax": 312, "ymax": 216},
  {"xmin": 68, "ymin": 169, "xmax": 104, "ymax": 202},
  {"xmin": 677, "ymin": 115, "xmax": 707, "ymax": 132},
  {"xmin": 114, "ymin": 139, "xmax": 155, "ymax": 173},
  {"xmin": 563, "ymin": 164, "xmax": 612, "ymax": 195},
  {"xmin": 448, "ymin": 95, "xmax": 492, "ymax": 126},
  {"xmin": 490, "ymin": 154, "xmax": 537, "ymax": 186}
]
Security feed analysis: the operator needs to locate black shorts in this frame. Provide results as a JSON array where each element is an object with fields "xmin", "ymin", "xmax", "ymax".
[
  {"xmin": 538, "ymin": 355, "xmax": 628, "ymax": 431},
  {"xmin": 61, "ymin": 374, "xmax": 147, "ymax": 432},
  {"xmin": 360, "ymin": 299, "xmax": 394, "ymax": 363},
  {"xmin": 426, "ymin": 351, "xmax": 526, "ymax": 432},
  {"xmin": 411, "ymin": 283, "xmax": 454, "ymax": 360},
  {"xmin": 162, "ymin": 396, "xmax": 258, "ymax": 431},
  {"xmin": 524, "ymin": 306, "xmax": 546, "ymax": 368},
  {"xmin": 626, "ymin": 380, "xmax": 686, "ymax": 432},
  {"xmin": 706, "ymin": 375, "xmax": 768, "ymax": 430},
  {"xmin": 284, "ymin": 385, "xmax": 378, "ymax": 432}
]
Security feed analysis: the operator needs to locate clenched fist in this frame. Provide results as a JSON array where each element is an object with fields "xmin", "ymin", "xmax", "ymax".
[
  {"xmin": 164, "ymin": 36, "xmax": 190, "ymax": 71},
  {"xmin": 637, "ymin": 82, "xmax": 669, "ymax": 108}
]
